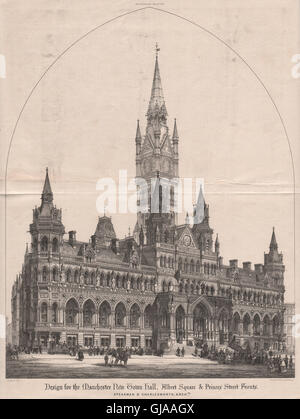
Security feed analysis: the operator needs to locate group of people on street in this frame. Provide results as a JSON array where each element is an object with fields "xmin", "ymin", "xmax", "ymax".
[
  {"xmin": 192, "ymin": 341, "xmax": 294, "ymax": 374},
  {"xmin": 176, "ymin": 347, "xmax": 185, "ymax": 357},
  {"xmin": 103, "ymin": 347, "xmax": 129, "ymax": 367},
  {"xmin": 6, "ymin": 344, "xmax": 43, "ymax": 359}
]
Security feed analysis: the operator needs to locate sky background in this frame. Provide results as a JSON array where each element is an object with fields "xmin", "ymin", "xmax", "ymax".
[{"xmin": 1, "ymin": 1, "xmax": 299, "ymax": 319}]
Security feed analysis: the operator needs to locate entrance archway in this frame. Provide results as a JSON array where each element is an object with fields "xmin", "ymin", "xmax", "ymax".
[{"xmin": 193, "ymin": 303, "xmax": 210, "ymax": 343}]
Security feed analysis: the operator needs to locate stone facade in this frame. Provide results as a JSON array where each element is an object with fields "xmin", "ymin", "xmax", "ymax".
[
  {"xmin": 11, "ymin": 51, "xmax": 286, "ymax": 353},
  {"xmin": 283, "ymin": 303, "xmax": 295, "ymax": 354}
]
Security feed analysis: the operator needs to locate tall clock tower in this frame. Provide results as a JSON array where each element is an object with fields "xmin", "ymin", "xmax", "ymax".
[{"xmin": 134, "ymin": 46, "xmax": 179, "ymax": 243}]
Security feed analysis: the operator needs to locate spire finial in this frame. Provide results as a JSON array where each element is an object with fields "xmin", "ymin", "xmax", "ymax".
[
  {"xmin": 172, "ymin": 118, "xmax": 178, "ymax": 140},
  {"xmin": 155, "ymin": 42, "xmax": 160, "ymax": 58},
  {"xmin": 41, "ymin": 167, "xmax": 53, "ymax": 204},
  {"xmin": 135, "ymin": 119, "xmax": 142, "ymax": 143},
  {"xmin": 270, "ymin": 227, "xmax": 278, "ymax": 250}
]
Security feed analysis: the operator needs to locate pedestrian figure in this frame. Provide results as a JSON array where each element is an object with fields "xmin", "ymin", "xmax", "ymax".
[
  {"xmin": 109, "ymin": 354, "xmax": 114, "ymax": 367},
  {"xmin": 284, "ymin": 355, "xmax": 288, "ymax": 369},
  {"xmin": 181, "ymin": 347, "xmax": 185, "ymax": 357},
  {"xmin": 123, "ymin": 351, "xmax": 129, "ymax": 367},
  {"xmin": 104, "ymin": 352, "xmax": 109, "ymax": 367},
  {"xmin": 289, "ymin": 355, "xmax": 293, "ymax": 370}
]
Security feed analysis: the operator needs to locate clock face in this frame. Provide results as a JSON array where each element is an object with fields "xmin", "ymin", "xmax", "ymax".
[{"xmin": 184, "ymin": 235, "xmax": 191, "ymax": 246}]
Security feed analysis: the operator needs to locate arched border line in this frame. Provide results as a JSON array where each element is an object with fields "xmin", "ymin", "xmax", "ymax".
[{"xmin": 5, "ymin": 6, "xmax": 295, "ymax": 322}]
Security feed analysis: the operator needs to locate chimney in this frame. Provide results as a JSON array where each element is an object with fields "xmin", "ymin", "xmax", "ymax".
[
  {"xmin": 254, "ymin": 263, "xmax": 263, "ymax": 273},
  {"xmin": 243, "ymin": 261, "xmax": 252, "ymax": 270},
  {"xmin": 68, "ymin": 230, "xmax": 76, "ymax": 246},
  {"xmin": 229, "ymin": 259, "xmax": 238, "ymax": 268}
]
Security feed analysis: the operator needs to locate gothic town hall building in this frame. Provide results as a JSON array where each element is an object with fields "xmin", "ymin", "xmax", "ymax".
[{"xmin": 11, "ymin": 51, "xmax": 286, "ymax": 353}]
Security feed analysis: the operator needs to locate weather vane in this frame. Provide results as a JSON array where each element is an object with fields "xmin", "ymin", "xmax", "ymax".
[{"xmin": 155, "ymin": 42, "xmax": 160, "ymax": 57}]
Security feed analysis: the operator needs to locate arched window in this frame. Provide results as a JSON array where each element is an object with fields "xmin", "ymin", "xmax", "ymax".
[
  {"xmin": 100, "ymin": 273, "xmax": 104, "ymax": 286},
  {"xmin": 106, "ymin": 273, "xmax": 111, "ymax": 287},
  {"xmin": 178, "ymin": 258, "xmax": 182, "ymax": 271},
  {"xmin": 144, "ymin": 305, "xmax": 153, "ymax": 328},
  {"xmin": 130, "ymin": 304, "xmax": 141, "ymax": 328},
  {"xmin": 42, "ymin": 266, "xmax": 47, "ymax": 282},
  {"xmin": 83, "ymin": 300, "xmax": 95, "ymax": 326},
  {"xmin": 91, "ymin": 272, "xmax": 96, "ymax": 286},
  {"xmin": 253, "ymin": 314, "xmax": 261, "ymax": 335},
  {"xmin": 52, "ymin": 266, "xmax": 58, "ymax": 282},
  {"xmin": 41, "ymin": 302, "xmax": 47, "ymax": 322},
  {"xmin": 52, "ymin": 237, "xmax": 58, "ymax": 253},
  {"xmin": 162, "ymin": 281, "xmax": 167, "ymax": 292},
  {"xmin": 233, "ymin": 312, "xmax": 240, "ymax": 333},
  {"xmin": 160, "ymin": 256, "xmax": 163, "ymax": 267},
  {"xmin": 243, "ymin": 313, "xmax": 251, "ymax": 335},
  {"xmin": 190, "ymin": 260, "xmax": 194, "ymax": 273},
  {"xmin": 74, "ymin": 270, "xmax": 79, "ymax": 284},
  {"xmin": 41, "ymin": 236, "xmax": 48, "ymax": 252},
  {"xmin": 66, "ymin": 299, "xmax": 79, "ymax": 325},
  {"xmin": 84, "ymin": 271, "xmax": 89, "ymax": 285},
  {"xmin": 115, "ymin": 303, "xmax": 126, "ymax": 327},
  {"xmin": 99, "ymin": 301, "xmax": 111, "ymax": 327},
  {"xmin": 196, "ymin": 260, "xmax": 200, "ymax": 272},
  {"xmin": 263, "ymin": 315, "xmax": 271, "ymax": 336},
  {"xmin": 272, "ymin": 316, "xmax": 279, "ymax": 335},
  {"xmin": 52, "ymin": 303, "xmax": 58, "ymax": 323},
  {"xmin": 66, "ymin": 269, "xmax": 72, "ymax": 283}
]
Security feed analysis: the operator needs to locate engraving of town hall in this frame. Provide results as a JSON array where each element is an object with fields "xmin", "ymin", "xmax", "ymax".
[{"xmin": 11, "ymin": 50, "xmax": 286, "ymax": 354}]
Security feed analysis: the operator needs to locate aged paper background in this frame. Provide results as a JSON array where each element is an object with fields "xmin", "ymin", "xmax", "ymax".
[{"xmin": 0, "ymin": 0, "xmax": 299, "ymax": 398}]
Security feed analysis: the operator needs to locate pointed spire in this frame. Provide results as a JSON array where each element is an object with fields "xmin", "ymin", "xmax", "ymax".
[
  {"xmin": 41, "ymin": 167, "xmax": 53, "ymax": 204},
  {"xmin": 172, "ymin": 118, "xmax": 179, "ymax": 140},
  {"xmin": 185, "ymin": 212, "xmax": 189, "ymax": 225},
  {"xmin": 147, "ymin": 45, "xmax": 167, "ymax": 117},
  {"xmin": 215, "ymin": 234, "xmax": 220, "ymax": 252},
  {"xmin": 270, "ymin": 227, "xmax": 278, "ymax": 251},
  {"xmin": 135, "ymin": 119, "xmax": 142, "ymax": 143},
  {"xmin": 193, "ymin": 184, "xmax": 205, "ymax": 225},
  {"xmin": 215, "ymin": 234, "xmax": 219, "ymax": 246}
]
